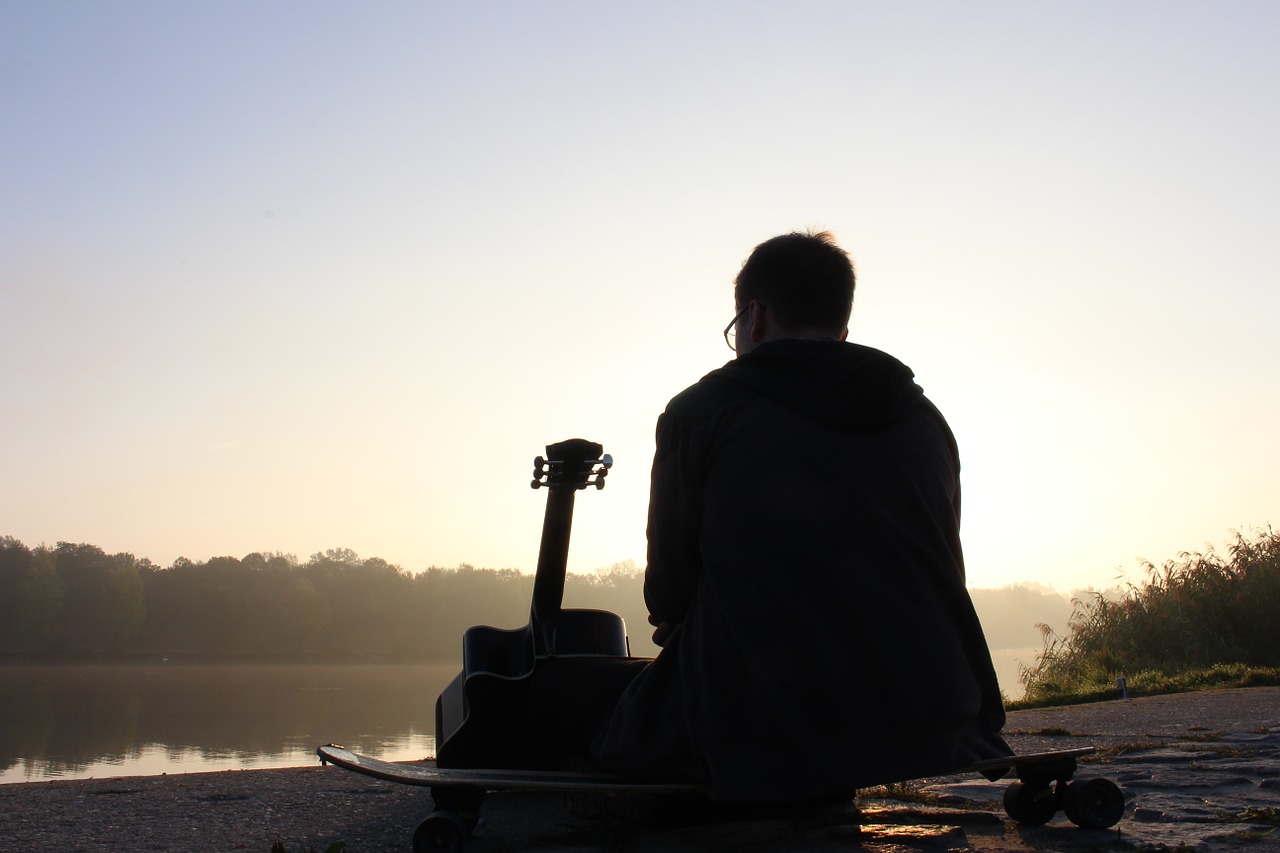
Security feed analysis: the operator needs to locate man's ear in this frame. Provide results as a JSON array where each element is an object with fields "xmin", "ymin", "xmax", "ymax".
[{"xmin": 749, "ymin": 300, "xmax": 769, "ymax": 344}]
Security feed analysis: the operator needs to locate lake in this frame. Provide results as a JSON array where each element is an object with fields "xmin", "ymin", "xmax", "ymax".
[
  {"xmin": 989, "ymin": 646, "xmax": 1039, "ymax": 701},
  {"xmin": 1, "ymin": 652, "xmax": 1036, "ymax": 784},
  {"xmin": 0, "ymin": 664, "xmax": 455, "ymax": 784}
]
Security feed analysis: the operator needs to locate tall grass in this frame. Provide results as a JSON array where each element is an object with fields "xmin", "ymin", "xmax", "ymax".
[{"xmin": 1017, "ymin": 527, "xmax": 1280, "ymax": 707}]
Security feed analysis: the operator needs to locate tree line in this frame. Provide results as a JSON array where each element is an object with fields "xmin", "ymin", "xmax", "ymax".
[
  {"xmin": 0, "ymin": 535, "xmax": 1069, "ymax": 663},
  {"xmin": 0, "ymin": 538, "xmax": 659, "ymax": 662}
]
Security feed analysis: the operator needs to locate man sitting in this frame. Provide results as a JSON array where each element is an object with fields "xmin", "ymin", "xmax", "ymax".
[{"xmin": 589, "ymin": 230, "xmax": 1012, "ymax": 802}]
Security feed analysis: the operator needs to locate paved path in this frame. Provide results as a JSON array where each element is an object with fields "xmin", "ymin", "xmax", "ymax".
[
  {"xmin": 908, "ymin": 686, "xmax": 1280, "ymax": 852},
  {"xmin": 471, "ymin": 687, "xmax": 1280, "ymax": 851}
]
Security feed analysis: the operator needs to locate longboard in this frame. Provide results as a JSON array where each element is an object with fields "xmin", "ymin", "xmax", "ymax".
[
  {"xmin": 317, "ymin": 743, "xmax": 1125, "ymax": 852},
  {"xmin": 317, "ymin": 744, "xmax": 704, "ymax": 794}
]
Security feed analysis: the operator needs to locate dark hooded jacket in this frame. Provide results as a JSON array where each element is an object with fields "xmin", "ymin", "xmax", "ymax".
[{"xmin": 590, "ymin": 338, "xmax": 1011, "ymax": 801}]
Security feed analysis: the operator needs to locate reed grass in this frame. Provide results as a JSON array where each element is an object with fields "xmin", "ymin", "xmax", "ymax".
[{"xmin": 1011, "ymin": 527, "xmax": 1280, "ymax": 710}]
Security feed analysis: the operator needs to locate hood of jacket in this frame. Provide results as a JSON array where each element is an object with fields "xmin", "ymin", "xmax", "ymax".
[{"xmin": 713, "ymin": 338, "xmax": 922, "ymax": 432}]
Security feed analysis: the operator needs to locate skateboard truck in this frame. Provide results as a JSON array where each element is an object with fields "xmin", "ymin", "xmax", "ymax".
[{"xmin": 990, "ymin": 750, "xmax": 1125, "ymax": 829}]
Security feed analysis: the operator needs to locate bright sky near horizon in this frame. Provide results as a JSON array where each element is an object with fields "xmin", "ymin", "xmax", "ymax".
[{"xmin": 2, "ymin": 2, "xmax": 1276, "ymax": 594}]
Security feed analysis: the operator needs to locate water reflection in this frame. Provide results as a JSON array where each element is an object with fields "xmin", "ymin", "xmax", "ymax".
[
  {"xmin": 3, "ymin": 653, "xmax": 1033, "ymax": 784},
  {"xmin": 0, "ymin": 664, "xmax": 456, "ymax": 783}
]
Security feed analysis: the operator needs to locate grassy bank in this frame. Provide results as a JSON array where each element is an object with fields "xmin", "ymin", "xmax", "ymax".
[
  {"xmin": 1007, "ymin": 662, "xmax": 1280, "ymax": 710},
  {"xmin": 1012, "ymin": 527, "xmax": 1280, "ymax": 709}
]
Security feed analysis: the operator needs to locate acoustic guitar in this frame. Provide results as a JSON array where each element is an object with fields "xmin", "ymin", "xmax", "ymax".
[{"xmin": 434, "ymin": 438, "xmax": 631, "ymax": 769}]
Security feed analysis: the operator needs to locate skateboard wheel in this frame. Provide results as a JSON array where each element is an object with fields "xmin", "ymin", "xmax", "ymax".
[
  {"xmin": 1063, "ymin": 778, "xmax": 1125, "ymax": 829},
  {"xmin": 430, "ymin": 788, "xmax": 484, "ymax": 831},
  {"xmin": 1002, "ymin": 780, "xmax": 1058, "ymax": 826},
  {"xmin": 414, "ymin": 811, "xmax": 469, "ymax": 853}
]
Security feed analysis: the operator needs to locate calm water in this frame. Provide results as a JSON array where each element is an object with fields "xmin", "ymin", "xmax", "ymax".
[
  {"xmin": 990, "ymin": 647, "xmax": 1038, "ymax": 701},
  {"xmin": 2, "ymin": 652, "xmax": 1034, "ymax": 784},
  {"xmin": 0, "ymin": 664, "xmax": 456, "ymax": 784}
]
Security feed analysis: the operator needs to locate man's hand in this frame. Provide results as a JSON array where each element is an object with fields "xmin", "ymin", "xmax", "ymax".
[{"xmin": 651, "ymin": 622, "xmax": 680, "ymax": 647}]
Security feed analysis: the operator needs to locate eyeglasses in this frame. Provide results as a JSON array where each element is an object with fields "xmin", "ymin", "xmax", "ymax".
[
  {"xmin": 723, "ymin": 305, "xmax": 749, "ymax": 351},
  {"xmin": 723, "ymin": 303, "xmax": 766, "ymax": 352}
]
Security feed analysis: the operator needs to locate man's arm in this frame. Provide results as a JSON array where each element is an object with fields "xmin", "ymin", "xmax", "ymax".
[{"xmin": 642, "ymin": 408, "xmax": 703, "ymax": 637}]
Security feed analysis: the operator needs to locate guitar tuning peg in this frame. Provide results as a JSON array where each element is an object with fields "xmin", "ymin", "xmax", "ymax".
[
  {"xmin": 586, "ymin": 464, "xmax": 610, "ymax": 490},
  {"xmin": 529, "ymin": 442, "xmax": 611, "ymax": 491}
]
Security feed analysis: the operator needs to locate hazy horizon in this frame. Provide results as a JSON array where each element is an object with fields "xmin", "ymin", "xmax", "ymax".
[{"xmin": 0, "ymin": 527, "xmax": 1234, "ymax": 598}]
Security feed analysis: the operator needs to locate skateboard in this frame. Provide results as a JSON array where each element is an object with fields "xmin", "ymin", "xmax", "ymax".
[
  {"xmin": 317, "ymin": 744, "xmax": 705, "ymax": 851},
  {"xmin": 317, "ymin": 743, "xmax": 1126, "ymax": 851},
  {"xmin": 948, "ymin": 746, "xmax": 1125, "ymax": 829}
]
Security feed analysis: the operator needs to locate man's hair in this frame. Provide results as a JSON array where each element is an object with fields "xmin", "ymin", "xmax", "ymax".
[{"xmin": 733, "ymin": 230, "xmax": 855, "ymax": 332}]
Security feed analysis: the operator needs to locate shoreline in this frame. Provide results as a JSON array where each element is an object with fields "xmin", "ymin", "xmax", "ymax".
[{"xmin": 2, "ymin": 687, "xmax": 1277, "ymax": 852}]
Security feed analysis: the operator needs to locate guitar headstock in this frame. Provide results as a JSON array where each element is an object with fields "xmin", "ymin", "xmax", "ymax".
[{"xmin": 532, "ymin": 438, "xmax": 612, "ymax": 491}]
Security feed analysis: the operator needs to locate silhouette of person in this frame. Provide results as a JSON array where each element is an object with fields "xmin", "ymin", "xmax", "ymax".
[{"xmin": 588, "ymin": 230, "xmax": 1012, "ymax": 801}]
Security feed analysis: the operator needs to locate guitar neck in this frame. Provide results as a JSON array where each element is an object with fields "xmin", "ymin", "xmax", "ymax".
[
  {"xmin": 527, "ymin": 438, "xmax": 610, "ymax": 656},
  {"xmin": 530, "ymin": 487, "xmax": 576, "ymax": 654}
]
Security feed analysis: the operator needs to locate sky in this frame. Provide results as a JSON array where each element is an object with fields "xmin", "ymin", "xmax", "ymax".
[{"xmin": 2, "ymin": 2, "xmax": 1276, "ymax": 594}]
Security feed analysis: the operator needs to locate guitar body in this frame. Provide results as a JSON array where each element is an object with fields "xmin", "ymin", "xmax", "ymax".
[
  {"xmin": 435, "ymin": 609, "xmax": 629, "ymax": 768},
  {"xmin": 434, "ymin": 440, "xmax": 628, "ymax": 769}
]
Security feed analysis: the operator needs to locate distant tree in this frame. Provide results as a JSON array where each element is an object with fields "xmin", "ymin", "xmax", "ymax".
[
  {"xmin": 271, "ymin": 574, "xmax": 328, "ymax": 655},
  {"xmin": 242, "ymin": 552, "xmax": 329, "ymax": 656},
  {"xmin": 302, "ymin": 550, "xmax": 418, "ymax": 659},
  {"xmin": 137, "ymin": 556, "xmax": 205, "ymax": 657},
  {"xmin": 0, "ymin": 537, "xmax": 32, "ymax": 652},
  {"xmin": 412, "ymin": 565, "xmax": 532, "ymax": 661},
  {"xmin": 51, "ymin": 543, "xmax": 146, "ymax": 657},
  {"xmin": 0, "ymin": 538, "xmax": 65, "ymax": 657},
  {"xmin": 194, "ymin": 555, "xmax": 259, "ymax": 656},
  {"xmin": 20, "ymin": 547, "xmax": 65, "ymax": 649},
  {"xmin": 565, "ymin": 561, "xmax": 654, "ymax": 656}
]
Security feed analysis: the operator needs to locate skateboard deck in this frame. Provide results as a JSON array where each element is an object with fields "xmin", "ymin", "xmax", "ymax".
[
  {"xmin": 961, "ymin": 745, "xmax": 1096, "ymax": 778},
  {"xmin": 317, "ymin": 744, "xmax": 705, "ymax": 794},
  {"xmin": 317, "ymin": 743, "xmax": 1124, "ymax": 851}
]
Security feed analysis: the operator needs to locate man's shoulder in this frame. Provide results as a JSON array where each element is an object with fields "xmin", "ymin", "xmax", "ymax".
[{"xmin": 663, "ymin": 363, "xmax": 751, "ymax": 420}]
